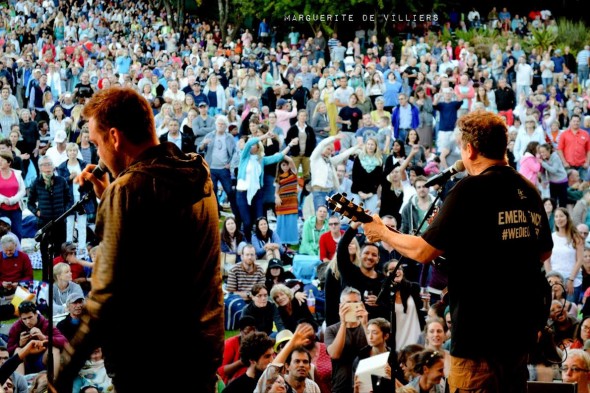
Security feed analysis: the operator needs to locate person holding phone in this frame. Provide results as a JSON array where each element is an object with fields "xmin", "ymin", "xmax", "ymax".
[{"xmin": 325, "ymin": 286, "xmax": 369, "ymax": 393}]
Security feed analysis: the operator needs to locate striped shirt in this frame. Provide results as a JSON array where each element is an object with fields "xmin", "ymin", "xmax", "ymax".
[
  {"xmin": 577, "ymin": 49, "xmax": 590, "ymax": 66},
  {"xmin": 226, "ymin": 263, "xmax": 266, "ymax": 293}
]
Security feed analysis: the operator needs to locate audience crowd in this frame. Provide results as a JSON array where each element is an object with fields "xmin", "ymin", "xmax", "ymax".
[{"xmin": 1, "ymin": 0, "xmax": 590, "ymax": 391}]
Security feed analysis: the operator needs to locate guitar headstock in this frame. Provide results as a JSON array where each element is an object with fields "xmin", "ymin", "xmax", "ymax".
[{"xmin": 325, "ymin": 193, "xmax": 373, "ymax": 224}]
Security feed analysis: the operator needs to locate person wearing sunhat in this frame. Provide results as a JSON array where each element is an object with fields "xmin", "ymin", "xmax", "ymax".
[{"xmin": 273, "ymin": 328, "xmax": 294, "ymax": 353}]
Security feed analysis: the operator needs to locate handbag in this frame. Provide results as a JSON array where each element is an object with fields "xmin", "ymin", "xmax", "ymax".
[{"xmin": 221, "ymin": 252, "xmax": 237, "ymax": 277}]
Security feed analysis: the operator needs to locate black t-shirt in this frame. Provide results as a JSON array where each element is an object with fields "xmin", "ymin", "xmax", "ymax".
[
  {"xmin": 222, "ymin": 373, "xmax": 257, "ymax": 393},
  {"xmin": 422, "ymin": 165, "xmax": 553, "ymax": 358},
  {"xmin": 74, "ymin": 82, "xmax": 94, "ymax": 98},
  {"xmin": 339, "ymin": 106, "xmax": 363, "ymax": 132}
]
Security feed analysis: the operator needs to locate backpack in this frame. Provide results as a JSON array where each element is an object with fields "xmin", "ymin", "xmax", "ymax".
[{"xmin": 224, "ymin": 293, "xmax": 246, "ymax": 331}]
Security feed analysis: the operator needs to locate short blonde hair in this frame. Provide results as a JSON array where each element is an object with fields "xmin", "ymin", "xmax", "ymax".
[{"xmin": 270, "ymin": 283, "xmax": 293, "ymax": 303}]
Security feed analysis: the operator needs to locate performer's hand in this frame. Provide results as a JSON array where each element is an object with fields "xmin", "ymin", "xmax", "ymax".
[
  {"xmin": 76, "ymin": 163, "xmax": 110, "ymax": 199},
  {"xmin": 363, "ymin": 214, "xmax": 385, "ymax": 242}
]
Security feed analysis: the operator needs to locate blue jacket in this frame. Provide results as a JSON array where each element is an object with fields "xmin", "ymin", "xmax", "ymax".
[
  {"xmin": 236, "ymin": 137, "xmax": 284, "ymax": 186},
  {"xmin": 391, "ymin": 104, "xmax": 420, "ymax": 139}
]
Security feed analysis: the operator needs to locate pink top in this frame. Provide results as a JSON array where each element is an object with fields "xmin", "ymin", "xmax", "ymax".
[{"xmin": 519, "ymin": 153, "xmax": 541, "ymax": 185}]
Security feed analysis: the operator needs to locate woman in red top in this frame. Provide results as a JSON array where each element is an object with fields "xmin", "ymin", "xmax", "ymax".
[{"xmin": 0, "ymin": 152, "xmax": 26, "ymax": 240}]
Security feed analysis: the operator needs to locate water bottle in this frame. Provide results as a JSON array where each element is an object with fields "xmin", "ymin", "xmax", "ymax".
[{"xmin": 307, "ymin": 289, "xmax": 316, "ymax": 314}]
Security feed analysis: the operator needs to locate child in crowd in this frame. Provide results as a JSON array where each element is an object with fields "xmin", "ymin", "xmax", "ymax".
[{"xmin": 377, "ymin": 115, "xmax": 393, "ymax": 153}]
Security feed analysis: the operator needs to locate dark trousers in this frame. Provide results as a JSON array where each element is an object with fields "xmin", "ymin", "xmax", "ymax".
[
  {"xmin": 236, "ymin": 189, "xmax": 264, "ymax": 242},
  {"xmin": 38, "ymin": 219, "xmax": 66, "ymax": 282},
  {"xmin": 210, "ymin": 168, "xmax": 241, "ymax": 225}
]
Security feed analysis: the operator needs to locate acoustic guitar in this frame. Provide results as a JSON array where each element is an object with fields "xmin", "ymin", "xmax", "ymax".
[{"xmin": 326, "ymin": 192, "xmax": 448, "ymax": 298}]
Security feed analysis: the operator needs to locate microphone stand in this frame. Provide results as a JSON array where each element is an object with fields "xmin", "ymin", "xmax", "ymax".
[
  {"xmin": 33, "ymin": 191, "xmax": 92, "ymax": 384},
  {"xmin": 376, "ymin": 262, "xmax": 401, "ymax": 351}
]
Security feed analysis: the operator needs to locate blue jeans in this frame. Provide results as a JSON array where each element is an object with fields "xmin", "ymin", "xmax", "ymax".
[
  {"xmin": 397, "ymin": 128, "xmax": 410, "ymax": 144},
  {"xmin": 312, "ymin": 190, "xmax": 332, "ymax": 212},
  {"xmin": 236, "ymin": 189, "xmax": 264, "ymax": 242},
  {"xmin": 542, "ymin": 77, "xmax": 553, "ymax": 89},
  {"xmin": 579, "ymin": 65, "xmax": 589, "ymax": 87},
  {"xmin": 210, "ymin": 168, "xmax": 239, "ymax": 221}
]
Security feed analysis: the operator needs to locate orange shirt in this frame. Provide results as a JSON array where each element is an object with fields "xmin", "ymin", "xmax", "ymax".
[{"xmin": 557, "ymin": 129, "xmax": 590, "ymax": 167}]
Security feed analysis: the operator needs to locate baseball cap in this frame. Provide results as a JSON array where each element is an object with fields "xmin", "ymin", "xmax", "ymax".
[
  {"xmin": 54, "ymin": 130, "xmax": 67, "ymax": 143},
  {"xmin": 198, "ymin": 101, "xmax": 208, "ymax": 107},
  {"xmin": 267, "ymin": 258, "xmax": 283, "ymax": 270},
  {"xmin": 66, "ymin": 293, "xmax": 85, "ymax": 305},
  {"xmin": 0, "ymin": 216, "xmax": 11, "ymax": 226},
  {"xmin": 276, "ymin": 98, "xmax": 287, "ymax": 107}
]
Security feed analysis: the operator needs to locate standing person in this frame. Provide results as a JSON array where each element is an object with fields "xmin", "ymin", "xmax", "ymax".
[
  {"xmin": 51, "ymin": 87, "xmax": 224, "ymax": 393},
  {"xmin": 381, "ymin": 259, "xmax": 425, "ymax": 351},
  {"xmin": 539, "ymin": 143, "xmax": 569, "ymax": 208},
  {"xmin": 0, "ymin": 152, "xmax": 26, "ymax": 241},
  {"xmin": 432, "ymin": 88, "xmax": 462, "ymax": 151},
  {"xmin": 545, "ymin": 207, "xmax": 585, "ymax": 303},
  {"xmin": 557, "ymin": 114, "xmax": 590, "ymax": 181},
  {"xmin": 285, "ymin": 109, "xmax": 316, "ymax": 182},
  {"xmin": 350, "ymin": 137, "xmax": 383, "ymax": 215},
  {"xmin": 274, "ymin": 156, "xmax": 299, "ymax": 247},
  {"xmin": 391, "ymin": 93, "xmax": 420, "ymax": 146},
  {"xmin": 236, "ymin": 132, "xmax": 297, "ymax": 241},
  {"xmin": 56, "ymin": 143, "xmax": 92, "ymax": 255},
  {"xmin": 198, "ymin": 115, "xmax": 240, "ymax": 225},
  {"xmin": 27, "ymin": 155, "xmax": 71, "ymax": 282},
  {"xmin": 362, "ymin": 111, "xmax": 553, "ymax": 392}
]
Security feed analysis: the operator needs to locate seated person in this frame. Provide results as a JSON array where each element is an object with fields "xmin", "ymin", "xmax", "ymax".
[
  {"xmin": 299, "ymin": 205, "xmax": 329, "ymax": 256},
  {"xmin": 242, "ymin": 283, "xmax": 285, "ymax": 337},
  {"xmin": 52, "ymin": 262, "xmax": 84, "ymax": 316},
  {"xmin": 0, "ymin": 218, "xmax": 20, "ymax": 251},
  {"xmin": 53, "ymin": 242, "xmax": 92, "ymax": 293},
  {"xmin": 251, "ymin": 216, "xmax": 285, "ymax": 260},
  {"xmin": 72, "ymin": 347, "xmax": 114, "ymax": 393},
  {"xmin": 220, "ymin": 216, "xmax": 247, "ymax": 267},
  {"xmin": 265, "ymin": 258, "xmax": 297, "ymax": 293},
  {"xmin": 0, "ymin": 235, "xmax": 33, "ymax": 298},
  {"xmin": 224, "ymin": 244, "xmax": 266, "ymax": 329},
  {"xmin": 7, "ymin": 301, "xmax": 68, "ymax": 378},
  {"xmin": 319, "ymin": 215, "xmax": 344, "ymax": 263},
  {"xmin": 270, "ymin": 283, "xmax": 318, "ymax": 333},
  {"xmin": 226, "ymin": 244, "xmax": 266, "ymax": 302},
  {"xmin": 217, "ymin": 315, "xmax": 257, "ymax": 385},
  {"xmin": 0, "ymin": 340, "xmax": 47, "ymax": 387},
  {"xmin": 0, "ymin": 234, "xmax": 33, "ymax": 320},
  {"xmin": 56, "ymin": 293, "xmax": 86, "ymax": 341}
]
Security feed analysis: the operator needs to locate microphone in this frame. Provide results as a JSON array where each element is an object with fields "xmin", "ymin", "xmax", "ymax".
[
  {"xmin": 423, "ymin": 160, "xmax": 465, "ymax": 188},
  {"xmin": 78, "ymin": 160, "xmax": 108, "ymax": 194}
]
